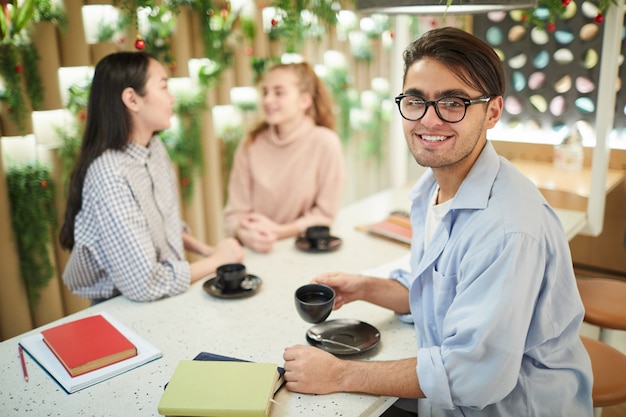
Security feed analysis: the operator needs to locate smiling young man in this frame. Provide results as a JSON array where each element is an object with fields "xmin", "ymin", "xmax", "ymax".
[{"xmin": 282, "ymin": 27, "xmax": 593, "ymax": 416}]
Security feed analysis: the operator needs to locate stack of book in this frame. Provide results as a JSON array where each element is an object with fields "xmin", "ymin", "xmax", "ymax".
[
  {"xmin": 19, "ymin": 312, "xmax": 162, "ymax": 393},
  {"xmin": 158, "ymin": 353, "xmax": 284, "ymax": 417},
  {"xmin": 362, "ymin": 211, "xmax": 412, "ymax": 245}
]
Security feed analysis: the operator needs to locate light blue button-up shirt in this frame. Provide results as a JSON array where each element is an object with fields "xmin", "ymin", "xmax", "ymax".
[{"xmin": 399, "ymin": 141, "xmax": 593, "ymax": 416}]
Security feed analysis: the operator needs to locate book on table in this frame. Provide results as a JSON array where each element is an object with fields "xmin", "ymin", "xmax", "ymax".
[
  {"xmin": 158, "ymin": 358, "xmax": 283, "ymax": 417},
  {"xmin": 41, "ymin": 314, "xmax": 137, "ymax": 377},
  {"xmin": 19, "ymin": 312, "xmax": 162, "ymax": 393},
  {"xmin": 363, "ymin": 211, "xmax": 412, "ymax": 244}
]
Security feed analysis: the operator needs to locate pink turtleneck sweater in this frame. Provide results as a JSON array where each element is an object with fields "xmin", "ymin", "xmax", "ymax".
[{"xmin": 223, "ymin": 117, "xmax": 345, "ymax": 235}]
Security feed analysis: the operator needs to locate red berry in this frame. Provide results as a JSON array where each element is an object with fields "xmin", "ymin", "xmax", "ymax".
[
  {"xmin": 547, "ymin": 23, "xmax": 556, "ymax": 32},
  {"xmin": 15, "ymin": 65, "xmax": 23, "ymax": 73},
  {"xmin": 562, "ymin": 0, "xmax": 571, "ymax": 6},
  {"xmin": 41, "ymin": 180, "xmax": 48, "ymax": 188},
  {"xmin": 271, "ymin": 18, "xmax": 277, "ymax": 26},
  {"xmin": 594, "ymin": 13, "xmax": 604, "ymax": 23},
  {"xmin": 135, "ymin": 39, "xmax": 146, "ymax": 50}
]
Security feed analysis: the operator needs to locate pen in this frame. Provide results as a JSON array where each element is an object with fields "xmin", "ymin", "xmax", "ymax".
[{"xmin": 18, "ymin": 345, "xmax": 29, "ymax": 382}]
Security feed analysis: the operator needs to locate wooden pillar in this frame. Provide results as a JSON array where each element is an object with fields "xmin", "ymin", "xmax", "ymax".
[
  {"xmin": 170, "ymin": 7, "xmax": 194, "ymax": 78},
  {"xmin": 31, "ymin": 22, "xmax": 63, "ymax": 110},
  {"xmin": 201, "ymin": 90, "xmax": 224, "ymax": 244},
  {"xmin": 58, "ymin": 0, "xmax": 90, "ymax": 67}
]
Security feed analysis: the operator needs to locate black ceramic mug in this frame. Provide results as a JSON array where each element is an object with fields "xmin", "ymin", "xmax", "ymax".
[
  {"xmin": 305, "ymin": 225, "xmax": 331, "ymax": 250},
  {"xmin": 295, "ymin": 283, "xmax": 335, "ymax": 323},
  {"xmin": 215, "ymin": 263, "xmax": 246, "ymax": 292}
]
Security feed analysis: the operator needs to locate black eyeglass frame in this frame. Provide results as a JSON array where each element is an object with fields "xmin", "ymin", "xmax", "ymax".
[{"xmin": 394, "ymin": 94, "xmax": 492, "ymax": 123}]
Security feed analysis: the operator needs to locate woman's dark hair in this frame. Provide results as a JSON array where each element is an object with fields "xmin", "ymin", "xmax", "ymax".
[
  {"xmin": 402, "ymin": 26, "xmax": 505, "ymax": 97},
  {"xmin": 59, "ymin": 51, "xmax": 153, "ymax": 250}
]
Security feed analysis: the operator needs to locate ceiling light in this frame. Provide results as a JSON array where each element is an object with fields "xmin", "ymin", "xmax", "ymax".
[{"xmin": 355, "ymin": 0, "xmax": 539, "ymax": 15}]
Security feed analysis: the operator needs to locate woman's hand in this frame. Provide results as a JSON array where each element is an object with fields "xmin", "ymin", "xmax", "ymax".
[
  {"xmin": 211, "ymin": 237, "xmax": 245, "ymax": 264},
  {"xmin": 236, "ymin": 214, "xmax": 279, "ymax": 253}
]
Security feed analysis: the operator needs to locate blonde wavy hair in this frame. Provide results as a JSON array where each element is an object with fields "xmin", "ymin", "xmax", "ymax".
[{"xmin": 246, "ymin": 62, "xmax": 336, "ymax": 143}]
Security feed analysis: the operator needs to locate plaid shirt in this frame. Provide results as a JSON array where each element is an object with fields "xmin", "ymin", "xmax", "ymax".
[{"xmin": 62, "ymin": 137, "xmax": 191, "ymax": 301}]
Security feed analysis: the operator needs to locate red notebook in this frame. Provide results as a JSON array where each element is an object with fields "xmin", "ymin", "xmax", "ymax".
[{"xmin": 41, "ymin": 314, "xmax": 138, "ymax": 377}]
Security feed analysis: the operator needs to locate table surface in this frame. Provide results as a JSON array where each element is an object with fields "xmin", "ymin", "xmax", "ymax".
[
  {"xmin": 0, "ymin": 186, "xmax": 585, "ymax": 417},
  {"xmin": 511, "ymin": 158, "xmax": 625, "ymax": 197}
]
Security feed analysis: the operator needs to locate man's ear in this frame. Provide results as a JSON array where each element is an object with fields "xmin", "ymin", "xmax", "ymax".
[
  {"xmin": 485, "ymin": 95, "xmax": 503, "ymax": 129},
  {"xmin": 121, "ymin": 87, "xmax": 140, "ymax": 112}
]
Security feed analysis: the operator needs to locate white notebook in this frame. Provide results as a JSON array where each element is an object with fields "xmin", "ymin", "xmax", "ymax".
[{"xmin": 19, "ymin": 312, "xmax": 162, "ymax": 393}]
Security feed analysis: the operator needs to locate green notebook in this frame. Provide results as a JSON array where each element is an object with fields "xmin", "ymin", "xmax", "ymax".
[{"xmin": 157, "ymin": 360, "xmax": 280, "ymax": 417}]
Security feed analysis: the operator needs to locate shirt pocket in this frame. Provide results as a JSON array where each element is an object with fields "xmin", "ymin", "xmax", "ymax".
[{"xmin": 431, "ymin": 268, "xmax": 458, "ymax": 332}]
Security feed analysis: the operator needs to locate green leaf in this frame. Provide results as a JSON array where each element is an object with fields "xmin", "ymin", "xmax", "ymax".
[{"xmin": 13, "ymin": 0, "xmax": 35, "ymax": 33}]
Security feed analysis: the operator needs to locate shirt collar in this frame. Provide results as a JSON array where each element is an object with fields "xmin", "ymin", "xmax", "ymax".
[
  {"xmin": 125, "ymin": 138, "xmax": 154, "ymax": 164},
  {"xmin": 410, "ymin": 141, "xmax": 500, "ymax": 211}
]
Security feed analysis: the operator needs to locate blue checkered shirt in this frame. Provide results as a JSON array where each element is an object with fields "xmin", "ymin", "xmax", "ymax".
[{"xmin": 62, "ymin": 137, "xmax": 191, "ymax": 301}]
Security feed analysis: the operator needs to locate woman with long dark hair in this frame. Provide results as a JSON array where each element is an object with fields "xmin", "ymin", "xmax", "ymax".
[{"xmin": 60, "ymin": 52, "xmax": 243, "ymax": 302}]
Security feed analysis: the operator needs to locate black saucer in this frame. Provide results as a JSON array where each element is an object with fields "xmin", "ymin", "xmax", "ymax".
[
  {"xmin": 295, "ymin": 236, "xmax": 342, "ymax": 253},
  {"xmin": 306, "ymin": 319, "xmax": 380, "ymax": 355},
  {"xmin": 203, "ymin": 274, "xmax": 262, "ymax": 299}
]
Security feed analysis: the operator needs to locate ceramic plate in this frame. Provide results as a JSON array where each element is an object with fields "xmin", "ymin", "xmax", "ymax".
[
  {"xmin": 203, "ymin": 275, "xmax": 262, "ymax": 299},
  {"xmin": 306, "ymin": 319, "xmax": 380, "ymax": 355},
  {"xmin": 295, "ymin": 236, "xmax": 342, "ymax": 253}
]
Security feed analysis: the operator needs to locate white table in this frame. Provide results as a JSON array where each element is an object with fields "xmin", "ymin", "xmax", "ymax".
[
  {"xmin": 0, "ymin": 188, "xmax": 415, "ymax": 417},
  {"xmin": 0, "ymin": 187, "xmax": 584, "ymax": 417}
]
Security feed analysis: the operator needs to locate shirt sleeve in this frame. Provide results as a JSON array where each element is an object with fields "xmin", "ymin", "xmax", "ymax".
[
  {"xmin": 418, "ymin": 233, "xmax": 545, "ymax": 409},
  {"xmin": 94, "ymin": 174, "xmax": 191, "ymax": 301}
]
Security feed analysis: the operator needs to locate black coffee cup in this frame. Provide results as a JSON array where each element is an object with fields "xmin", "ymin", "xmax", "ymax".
[
  {"xmin": 215, "ymin": 263, "xmax": 246, "ymax": 292},
  {"xmin": 305, "ymin": 225, "xmax": 331, "ymax": 250},
  {"xmin": 295, "ymin": 283, "xmax": 335, "ymax": 323}
]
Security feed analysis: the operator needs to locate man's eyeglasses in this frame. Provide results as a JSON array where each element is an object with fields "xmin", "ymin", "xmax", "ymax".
[{"xmin": 394, "ymin": 95, "xmax": 492, "ymax": 123}]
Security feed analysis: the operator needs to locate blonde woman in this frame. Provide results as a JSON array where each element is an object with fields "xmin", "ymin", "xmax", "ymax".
[{"xmin": 224, "ymin": 62, "xmax": 345, "ymax": 253}]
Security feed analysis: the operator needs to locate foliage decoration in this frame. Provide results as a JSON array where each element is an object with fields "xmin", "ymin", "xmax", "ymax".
[
  {"xmin": 57, "ymin": 80, "xmax": 91, "ymax": 192},
  {"xmin": 137, "ymin": 5, "xmax": 177, "ymax": 67},
  {"xmin": 519, "ymin": 0, "xmax": 619, "ymax": 29},
  {"xmin": 0, "ymin": 0, "xmax": 40, "ymax": 133},
  {"xmin": 32, "ymin": 0, "xmax": 67, "ymax": 31},
  {"xmin": 266, "ymin": 0, "xmax": 345, "ymax": 52},
  {"xmin": 6, "ymin": 162, "xmax": 57, "ymax": 312},
  {"xmin": 441, "ymin": 0, "xmax": 619, "ymax": 29},
  {"xmin": 317, "ymin": 51, "xmax": 358, "ymax": 144}
]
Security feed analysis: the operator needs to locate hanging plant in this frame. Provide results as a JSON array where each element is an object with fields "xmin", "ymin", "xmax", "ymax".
[
  {"xmin": 514, "ymin": 0, "xmax": 618, "ymax": 29},
  {"xmin": 0, "ymin": 0, "xmax": 37, "ymax": 133},
  {"xmin": 137, "ymin": 5, "xmax": 177, "ymax": 68},
  {"xmin": 318, "ymin": 50, "xmax": 358, "ymax": 144},
  {"xmin": 439, "ymin": 0, "xmax": 619, "ymax": 29},
  {"xmin": 0, "ymin": 0, "xmax": 64, "ymax": 134},
  {"xmin": 6, "ymin": 162, "xmax": 57, "ymax": 312},
  {"xmin": 32, "ymin": 0, "xmax": 68, "ymax": 31},
  {"xmin": 160, "ymin": 88, "xmax": 206, "ymax": 201},
  {"xmin": 57, "ymin": 79, "xmax": 91, "ymax": 193},
  {"xmin": 266, "ymin": 0, "xmax": 346, "ymax": 52}
]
